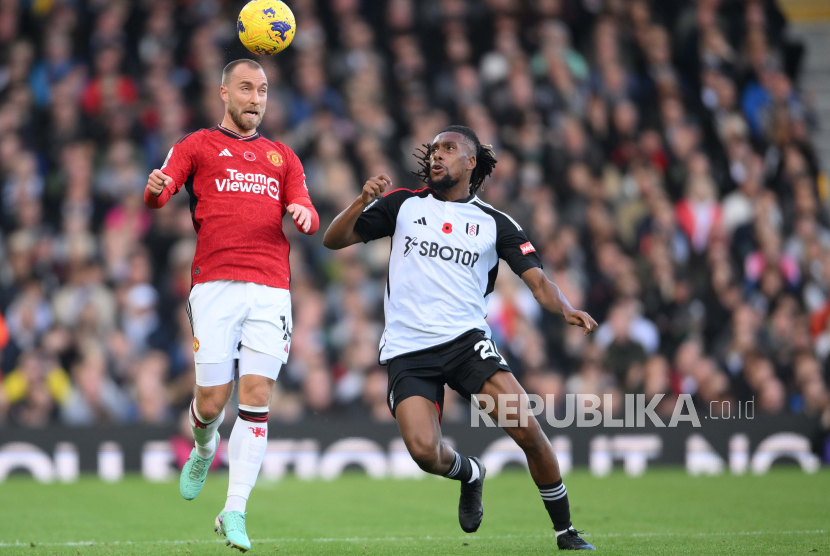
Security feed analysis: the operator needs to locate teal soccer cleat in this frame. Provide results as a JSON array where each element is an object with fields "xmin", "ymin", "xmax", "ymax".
[
  {"xmin": 215, "ymin": 510, "xmax": 251, "ymax": 552},
  {"xmin": 179, "ymin": 432, "xmax": 219, "ymax": 500}
]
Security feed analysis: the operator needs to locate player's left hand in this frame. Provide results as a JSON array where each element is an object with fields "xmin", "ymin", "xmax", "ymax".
[
  {"xmin": 564, "ymin": 309, "xmax": 598, "ymax": 336},
  {"xmin": 287, "ymin": 204, "xmax": 311, "ymax": 233}
]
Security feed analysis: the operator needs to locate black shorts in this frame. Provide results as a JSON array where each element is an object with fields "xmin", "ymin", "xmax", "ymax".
[{"xmin": 386, "ymin": 329, "xmax": 512, "ymax": 421}]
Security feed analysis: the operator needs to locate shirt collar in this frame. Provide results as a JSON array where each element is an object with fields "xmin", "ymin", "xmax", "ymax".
[
  {"xmin": 430, "ymin": 189, "xmax": 476, "ymax": 204},
  {"xmin": 217, "ymin": 124, "xmax": 260, "ymax": 142}
]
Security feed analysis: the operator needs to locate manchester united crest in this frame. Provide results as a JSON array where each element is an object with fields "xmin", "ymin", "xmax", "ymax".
[
  {"xmin": 267, "ymin": 150, "xmax": 283, "ymax": 167},
  {"xmin": 193, "ymin": 337, "xmax": 200, "ymax": 352}
]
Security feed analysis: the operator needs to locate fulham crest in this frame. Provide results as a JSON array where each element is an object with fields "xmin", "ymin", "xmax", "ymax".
[{"xmin": 466, "ymin": 223, "xmax": 480, "ymax": 237}]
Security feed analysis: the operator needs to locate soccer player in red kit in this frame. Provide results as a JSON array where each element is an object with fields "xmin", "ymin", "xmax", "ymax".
[{"xmin": 144, "ymin": 59, "xmax": 318, "ymax": 552}]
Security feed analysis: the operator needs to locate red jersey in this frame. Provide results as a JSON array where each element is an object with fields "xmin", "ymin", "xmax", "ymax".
[{"xmin": 144, "ymin": 125, "xmax": 319, "ymax": 290}]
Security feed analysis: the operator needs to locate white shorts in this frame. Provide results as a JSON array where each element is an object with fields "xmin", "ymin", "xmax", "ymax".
[{"xmin": 187, "ymin": 280, "xmax": 292, "ymax": 376}]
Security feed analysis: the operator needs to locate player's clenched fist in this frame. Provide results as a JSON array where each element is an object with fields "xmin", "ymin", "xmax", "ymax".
[
  {"xmin": 146, "ymin": 169, "xmax": 172, "ymax": 197},
  {"xmin": 361, "ymin": 174, "xmax": 392, "ymax": 206}
]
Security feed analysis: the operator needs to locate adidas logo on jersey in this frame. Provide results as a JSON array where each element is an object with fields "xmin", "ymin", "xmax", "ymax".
[
  {"xmin": 414, "ymin": 217, "xmax": 427, "ymax": 225},
  {"xmin": 219, "ymin": 149, "xmax": 232, "ymax": 157}
]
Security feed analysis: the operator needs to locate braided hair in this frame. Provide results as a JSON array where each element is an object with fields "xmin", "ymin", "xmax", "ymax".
[{"xmin": 412, "ymin": 125, "xmax": 497, "ymax": 195}]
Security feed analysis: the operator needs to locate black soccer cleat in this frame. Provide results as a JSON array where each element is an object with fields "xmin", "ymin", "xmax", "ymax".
[
  {"xmin": 458, "ymin": 457, "xmax": 486, "ymax": 533},
  {"xmin": 556, "ymin": 528, "xmax": 596, "ymax": 550}
]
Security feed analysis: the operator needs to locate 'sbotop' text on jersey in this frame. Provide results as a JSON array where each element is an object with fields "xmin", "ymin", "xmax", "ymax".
[{"xmin": 354, "ymin": 188, "xmax": 542, "ymax": 363}]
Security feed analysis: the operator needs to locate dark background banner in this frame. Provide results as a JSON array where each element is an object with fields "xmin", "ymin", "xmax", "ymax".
[{"xmin": 0, "ymin": 415, "xmax": 822, "ymax": 474}]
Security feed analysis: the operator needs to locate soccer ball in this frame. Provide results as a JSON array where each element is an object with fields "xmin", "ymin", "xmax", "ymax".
[{"xmin": 237, "ymin": 0, "xmax": 296, "ymax": 56}]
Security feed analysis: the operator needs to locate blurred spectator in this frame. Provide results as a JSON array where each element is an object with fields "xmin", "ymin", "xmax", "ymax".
[
  {"xmin": 62, "ymin": 344, "xmax": 132, "ymax": 425},
  {"xmin": 3, "ymin": 350, "xmax": 70, "ymax": 427}
]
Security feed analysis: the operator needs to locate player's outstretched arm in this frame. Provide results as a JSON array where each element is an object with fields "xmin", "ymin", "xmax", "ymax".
[
  {"xmin": 323, "ymin": 174, "xmax": 391, "ymax": 249},
  {"xmin": 521, "ymin": 267, "xmax": 598, "ymax": 335},
  {"xmin": 144, "ymin": 169, "xmax": 175, "ymax": 209}
]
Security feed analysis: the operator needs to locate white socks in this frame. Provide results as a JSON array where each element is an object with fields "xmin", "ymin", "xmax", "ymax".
[
  {"xmin": 224, "ymin": 404, "xmax": 269, "ymax": 514},
  {"xmin": 225, "ymin": 495, "xmax": 247, "ymax": 513},
  {"xmin": 190, "ymin": 399, "xmax": 269, "ymax": 514},
  {"xmin": 190, "ymin": 400, "xmax": 225, "ymax": 458}
]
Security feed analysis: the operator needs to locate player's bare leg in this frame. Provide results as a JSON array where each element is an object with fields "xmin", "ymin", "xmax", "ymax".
[
  {"xmin": 478, "ymin": 371, "xmax": 594, "ymax": 550},
  {"xmin": 395, "ymin": 396, "xmax": 455, "ymax": 474},
  {"xmin": 195, "ymin": 381, "xmax": 235, "ymax": 418},
  {"xmin": 395, "ymin": 396, "xmax": 486, "ymax": 533},
  {"xmin": 216, "ymin": 347, "xmax": 281, "ymax": 552},
  {"xmin": 181, "ymin": 376, "xmax": 234, "ymax": 500},
  {"xmin": 478, "ymin": 371, "xmax": 561, "ymax": 483}
]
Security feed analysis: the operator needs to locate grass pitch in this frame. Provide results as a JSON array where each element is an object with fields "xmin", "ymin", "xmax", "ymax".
[{"xmin": 0, "ymin": 468, "xmax": 827, "ymax": 555}]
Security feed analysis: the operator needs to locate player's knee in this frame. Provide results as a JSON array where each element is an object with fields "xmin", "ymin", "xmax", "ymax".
[
  {"xmin": 407, "ymin": 437, "xmax": 441, "ymax": 472},
  {"xmin": 195, "ymin": 385, "xmax": 230, "ymax": 421},
  {"xmin": 195, "ymin": 397, "xmax": 224, "ymax": 421}
]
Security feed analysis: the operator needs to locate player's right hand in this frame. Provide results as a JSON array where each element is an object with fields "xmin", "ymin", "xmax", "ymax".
[
  {"xmin": 147, "ymin": 169, "xmax": 172, "ymax": 197},
  {"xmin": 361, "ymin": 174, "xmax": 392, "ymax": 206}
]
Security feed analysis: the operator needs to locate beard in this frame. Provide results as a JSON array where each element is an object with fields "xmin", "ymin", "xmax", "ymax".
[
  {"xmin": 227, "ymin": 100, "xmax": 262, "ymax": 131},
  {"xmin": 426, "ymin": 173, "xmax": 459, "ymax": 191}
]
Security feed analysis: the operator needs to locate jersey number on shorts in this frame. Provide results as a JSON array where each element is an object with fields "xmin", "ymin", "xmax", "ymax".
[
  {"xmin": 279, "ymin": 316, "xmax": 292, "ymax": 341},
  {"xmin": 474, "ymin": 339, "xmax": 507, "ymax": 365}
]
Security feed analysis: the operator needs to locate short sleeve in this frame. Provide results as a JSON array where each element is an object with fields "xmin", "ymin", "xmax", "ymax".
[
  {"xmin": 353, "ymin": 189, "xmax": 410, "ymax": 243},
  {"xmin": 494, "ymin": 215, "xmax": 542, "ymax": 276}
]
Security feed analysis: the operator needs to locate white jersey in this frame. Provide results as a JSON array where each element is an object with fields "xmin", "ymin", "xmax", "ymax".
[{"xmin": 354, "ymin": 188, "xmax": 542, "ymax": 363}]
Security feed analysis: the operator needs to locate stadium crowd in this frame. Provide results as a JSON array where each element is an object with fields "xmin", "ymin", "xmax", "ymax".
[{"xmin": 1, "ymin": 0, "xmax": 829, "ymax": 437}]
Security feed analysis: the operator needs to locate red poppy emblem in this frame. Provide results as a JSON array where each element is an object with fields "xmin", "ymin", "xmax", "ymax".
[
  {"xmin": 442, "ymin": 223, "xmax": 453, "ymax": 234},
  {"xmin": 244, "ymin": 151, "xmax": 256, "ymax": 161}
]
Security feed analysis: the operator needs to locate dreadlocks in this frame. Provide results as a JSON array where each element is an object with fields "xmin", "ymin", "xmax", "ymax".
[{"xmin": 412, "ymin": 125, "xmax": 497, "ymax": 195}]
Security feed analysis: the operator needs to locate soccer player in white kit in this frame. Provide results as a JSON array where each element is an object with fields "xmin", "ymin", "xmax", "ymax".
[{"xmin": 324, "ymin": 125, "xmax": 597, "ymax": 550}]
